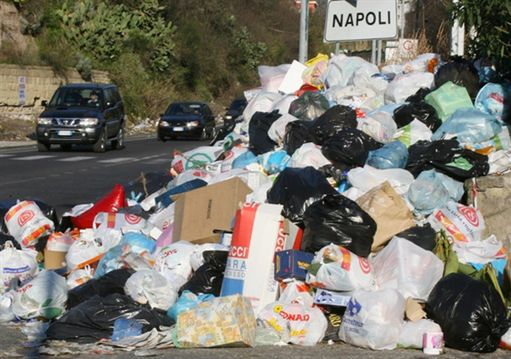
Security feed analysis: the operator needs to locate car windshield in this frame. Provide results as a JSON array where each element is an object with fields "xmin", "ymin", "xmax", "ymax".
[
  {"xmin": 166, "ymin": 103, "xmax": 203, "ymax": 116},
  {"xmin": 48, "ymin": 88, "xmax": 103, "ymax": 108},
  {"xmin": 229, "ymin": 98, "xmax": 247, "ymax": 112}
]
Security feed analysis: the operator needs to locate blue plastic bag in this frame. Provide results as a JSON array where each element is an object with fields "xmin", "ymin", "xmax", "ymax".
[
  {"xmin": 232, "ymin": 150, "xmax": 257, "ymax": 169},
  {"xmin": 407, "ymin": 169, "xmax": 464, "ymax": 215},
  {"xmin": 95, "ymin": 232, "xmax": 156, "ymax": 278},
  {"xmin": 366, "ymin": 141, "xmax": 408, "ymax": 169},
  {"xmin": 257, "ymin": 150, "xmax": 290, "ymax": 174},
  {"xmin": 432, "ymin": 108, "xmax": 502, "ymax": 144},
  {"xmin": 475, "ymin": 83, "xmax": 511, "ymax": 121},
  {"xmin": 166, "ymin": 290, "xmax": 214, "ymax": 321}
]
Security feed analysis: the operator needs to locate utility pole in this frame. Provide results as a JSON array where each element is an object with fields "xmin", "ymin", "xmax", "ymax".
[{"xmin": 299, "ymin": 0, "xmax": 309, "ymax": 63}]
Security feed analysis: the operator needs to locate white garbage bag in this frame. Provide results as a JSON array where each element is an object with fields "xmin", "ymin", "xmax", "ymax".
[
  {"xmin": 278, "ymin": 280, "xmax": 315, "ymax": 307},
  {"xmin": 154, "ymin": 241, "xmax": 196, "ymax": 289},
  {"xmin": 190, "ymin": 243, "xmax": 229, "ymax": 271},
  {"xmin": 347, "ymin": 165, "xmax": 415, "ymax": 196},
  {"xmin": 66, "ymin": 230, "xmax": 105, "ymax": 271},
  {"xmin": 258, "ymin": 64, "xmax": 290, "ymax": 92},
  {"xmin": 289, "ymin": 143, "xmax": 332, "ymax": 169},
  {"xmin": 12, "ymin": 270, "xmax": 67, "ymax": 319},
  {"xmin": 66, "ymin": 266, "xmax": 94, "ymax": 290},
  {"xmin": 323, "ymin": 55, "xmax": 370, "ymax": 88},
  {"xmin": 257, "ymin": 302, "xmax": 328, "ymax": 346},
  {"xmin": 370, "ymin": 237, "xmax": 444, "ymax": 301},
  {"xmin": 272, "ymin": 95, "xmax": 298, "ymax": 115},
  {"xmin": 4, "ymin": 201, "xmax": 54, "ymax": 247},
  {"xmin": 357, "ymin": 111, "xmax": 398, "ymax": 143},
  {"xmin": 93, "ymin": 212, "xmax": 148, "ymax": 233},
  {"xmin": 0, "ymin": 291, "xmax": 15, "ymax": 322},
  {"xmin": 243, "ymin": 91, "xmax": 282, "ymax": 123},
  {"xmin": 398, "ymin": 319, "xmax": 442, "ymax": 349},
  {"xmin": 384, "ymin": 72, "xmax": 434, "ymax": 104},
  {"xmin": 124, "ymin": 270, "xmax": 177, "ymax": 311},
  {"xmin": 0, "ymin": 241, "xmax": 38, "ymax": 294},
  {"xmin": 267, "ymin": 113, "xmax": 299, "ymax": 144},
  {"xmin": 338, "ymin": 289, "xmax": 405, "ymax": 350},
  {"xmin": 306, "ymin": 244, "xmax": 376, "ymax": 292}
]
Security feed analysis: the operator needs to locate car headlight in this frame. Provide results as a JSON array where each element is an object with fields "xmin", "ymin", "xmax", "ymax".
[
  {"xmin": 159, "ymin": 120, "xmax": 170, "ymax": 127},
  {"xmin": 38, "ymin": 117, "xmax": 52, "ymax": 125},
  {"xmin": 225, "ymin": 115, "xmax": 233, "ymax": 120},
  {"xmin": 80, "ymin": 118, "xmax": 99, "ymax": 127},
  {"xmin": 187, "ymin": 121, "xmax": 200, "ymax": 127}
]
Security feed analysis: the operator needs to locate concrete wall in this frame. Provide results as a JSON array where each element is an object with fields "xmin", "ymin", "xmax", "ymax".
[{"xmin": 0, "ymin": 64, "xmax": 109, "ymax": 120}]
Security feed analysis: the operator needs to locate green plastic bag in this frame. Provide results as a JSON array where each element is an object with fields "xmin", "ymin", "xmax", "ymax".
[{"xmin": 425, "ymin": 82, "xmax": 473, "ymax": 121}]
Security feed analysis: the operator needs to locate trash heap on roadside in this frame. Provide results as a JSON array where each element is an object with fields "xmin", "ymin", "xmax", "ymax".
[{"xmin": 1, "ymin": 52, "xmax": 511, "ymax": 355}]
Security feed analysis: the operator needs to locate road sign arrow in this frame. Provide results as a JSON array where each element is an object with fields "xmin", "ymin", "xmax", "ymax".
[{"xmin": 346, "ymin": 0, "xmax": 358, "ymax": 7}]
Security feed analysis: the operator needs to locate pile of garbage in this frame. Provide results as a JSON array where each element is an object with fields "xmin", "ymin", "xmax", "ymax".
[{"xmin": 1, "ymin": 53, "xmax": 511, "ymax": 355}]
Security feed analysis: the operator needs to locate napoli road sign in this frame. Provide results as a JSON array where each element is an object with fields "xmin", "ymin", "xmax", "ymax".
[{"xmin": 324, "ymin": 0, "xmax": 398, "ymax": 42}]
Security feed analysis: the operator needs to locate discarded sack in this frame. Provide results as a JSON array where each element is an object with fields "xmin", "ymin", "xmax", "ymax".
[
  {"xmin": 124, "ymin": 270, "xmax": 177, "ymax": 311},
  {"xmin": 180, "ymin": 250, "xmax": 228, "ymax": 296},
  {"xmin": 393, "ymin": 101, "xmax": 441, "ymax": 131},
  {"xmin": 301, "ymin": 194, "xmax": 376, "ymax": 257},
  {"xmin": 288, "ymin": 91, "xmax": 329, "ymax": 121},
  {"xmin": 249, "ymin": 111, "xmax": 280, "ymax": 155},
  {"xmin": 309, "ymin": 105, "xmax": 357, "ymax": 145},
  {"xmin": 0, "ymin": 241, "xmax": 38, "ymax": 294},
  {"xmin": 426, "ymin": 273, "xmax": 511, "ymax": 352},
  {"xmin": 4, "ymin": 200, "xmax": 54, "ymax": 247}
]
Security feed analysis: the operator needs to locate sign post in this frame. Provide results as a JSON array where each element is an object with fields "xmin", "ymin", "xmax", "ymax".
[{"xmin": 324, "ymin": 0, "xmax": 398, "ymax": 42}]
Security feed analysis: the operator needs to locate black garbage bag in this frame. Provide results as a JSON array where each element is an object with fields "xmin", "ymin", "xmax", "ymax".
[
  {"xmin": 318, "ymin": 164, "xmax": 345, "ymax": 186},
  {"xmin": 179, "ymin": 250, "xmax": 228, "ymax": 296},
  {"xmin": 301, "ymin": 194, "xmax": 376, "ymax": 257},
  {"xmin": 249, "ymin": 111, "xmax": 280, "ymax": 155},
  {"xmin": 289, "ymin": 91, "xmax": 330, "ymax": 121},
  {"xmin": 46, "ymin": 293, "xmax": 173, "ymax": 343},
  {"xmin": 267, "ymin": 167, "xmax": 338, "ymax": 226},
  {"xmin": 395, "ymin": 223, "xmax": 437, "ymax": 251},
  {"xmin": 435, "ymin": 57, "xmax": 480, "ymax": 99},
  {"xmin": 283, "ymin": 120, "xmax": 314, "ymax": 156},
  {"xmin": 406, "ymin": 139, "xmax": 489, "ymax": 181},
  {"xmin": 426, "ymin": 273, "xmax": 511, "ymax": 352},
  {"xmin": 0, "ymin": 199, "xmax": 59, "ymax": 233},
  {"xmin": 393, "ymin": 101, "xmax": 442, "ymax": 131},
  {"xmin": 67, "ymin": 268, "xmax": 134, "ymax": 309},
  {"xmin": 0, "ymin": 233, "xmax": 20, "ymax": 250},
  {"xmin": 406, "ymin": 87, "xmax": 432, "ymax": 103},
  {"xmin": 309, "ymin": 105, "xmax": 357, "ymax": 145},
  {"xmin": 124, "ymin": 171, "xmax": 172, "ymax": 202},
  {"xmin": 321, "ymin": 128, "xmax": 383, "ymax": 170}
]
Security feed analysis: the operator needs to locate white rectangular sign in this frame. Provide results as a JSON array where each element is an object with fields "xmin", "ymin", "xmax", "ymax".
[{"xmin": 324, "ymin": 0, "xmax": 397, "ymax": 42}]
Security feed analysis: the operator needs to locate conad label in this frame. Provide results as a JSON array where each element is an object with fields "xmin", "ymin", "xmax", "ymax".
[
  {"xmin": 17, "ymin": 210, "xmax": 35, "ymax": 227},
  {"xmin": 458, "ymin": 205, "xmax": 479, "ymax": 227}
]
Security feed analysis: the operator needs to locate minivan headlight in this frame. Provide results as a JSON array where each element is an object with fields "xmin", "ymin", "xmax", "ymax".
[
  {"xmin": 38, "ymin": 117, "xmax": 52, "ymax": 125},
  {"xmin": 159, "ymin": 120, "xmax": 170, "ymax": 127},
  {"xmin": 80, "ymin": 118, "xmax": 99, "ymax": 127},
  {"xmin": 187, "ymin": 121, "xmax": 200, "ymax": 127}
]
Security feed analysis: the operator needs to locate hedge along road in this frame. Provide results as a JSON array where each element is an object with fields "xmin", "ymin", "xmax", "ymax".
[{"xmin": 0, "ymin": 136, "xmax": 201, "ymax": 216}]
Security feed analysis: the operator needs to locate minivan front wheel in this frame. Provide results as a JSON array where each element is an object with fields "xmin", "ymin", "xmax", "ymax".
[
  {"xmin": 93, "ymin": 128, "xmax": 107, "ymax": 153},
  {"xmin": 112, "ymin": 125, "xmax": 125, "ymax": 150},
  {"xmin": 37, "ymin": 141, "xmax": 50, "ymax": 152}
]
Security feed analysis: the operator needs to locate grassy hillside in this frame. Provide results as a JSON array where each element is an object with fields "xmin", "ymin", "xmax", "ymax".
[{"xmin": 1, "ymin": 0, "xmax": 332, "ymax": 120}]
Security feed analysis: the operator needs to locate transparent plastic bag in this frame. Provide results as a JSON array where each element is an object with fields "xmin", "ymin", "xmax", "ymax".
[
  {"xmin": 398, "ymin": 319, "xmax": 442, "ymax": 349},
  {"xmin": 367, "ymin": 141, "xmax": 408, "ymax": 169},
  {"xmin": 338, "ymin": 289, "xmax": 405, "ymax": 350},
  {"xmin": 357, "ymin": 111, "xmax": 397, "ymax": 143},
  {"xmin": 0, "ymin": 241, "xmax": 38, "ymax": 294},
  {"xmin": 124, "ymin": 270, "xmax": 177, "ymax": 311},
  {"xmin": 154, "ymin": 241, "xmax": 196, "ymax": 289},
  {"xmin": 385, "ymin": 72, "xmax": 434, "ymax": 104},
  {"xmin": 347, "ymin": 165, "xmax": 415, "ymax": 195},
  {"xmin": 289, "ymin": 143, "xmax": 331, "ymax": 169}
]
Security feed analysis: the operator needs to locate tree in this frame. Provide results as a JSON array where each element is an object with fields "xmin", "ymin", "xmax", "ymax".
[{"xmin": 450, "ymin": 0, "xmax": 511, "ymax": 77}]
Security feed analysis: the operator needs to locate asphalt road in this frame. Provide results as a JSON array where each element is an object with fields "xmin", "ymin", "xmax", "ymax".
[
  {"xmin": 0, "ymin": 135, "xmax": 201, "ymax": 216},
  {"xmin": 1, "ymin": 136, "xmax": 511, "ymax": 358}
]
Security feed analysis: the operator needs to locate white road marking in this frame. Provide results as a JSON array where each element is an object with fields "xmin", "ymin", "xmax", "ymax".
[
  {"xmin": 12, "ymin": 155, "xmax": 55, "ymax": 161},
  {"xmin": 57, "ymin": 156, "xmax": 95, "ymax": 162},
  {"xmin": 146, "ymin": 158, "xmax": 170, "ymax": 164},
  {"xmin": 97, "ymin": 157, "xmax": 134, "ymax": 164},
  {"xmin": 0, "ymin": 154, "xmax": 13, "ymax": 158}
]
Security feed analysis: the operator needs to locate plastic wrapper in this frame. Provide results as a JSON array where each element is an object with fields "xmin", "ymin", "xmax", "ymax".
[
  {"xmin": 309, "ymin": 105, "xmax": 357, "ymax": 145},
  {"xmin": 301, "ymin": 194, "xmax": 376, "ymax": 257},
  {"xmin": 426, "ymin": 273, "xmax": 511, "ymax": 352},
  {"xmin": 398, "ymin": 319, "xmax": 442, "ymax": 349},
  {"xmin": 321, "ymin": 128, "xmax": 383, "ymax": 169},
  {"xmin": 47, "ymin": 293, "xmax": 173, "ymax": 343},
  {"xmin": 357, "ymin": 111, "xmax": 397, "ymax": 143},
  {"xmin": 12, "ymin": 270, "xmax": 67, "ymax": 319},
  {"xmin": 4, "ymin": 200, "xmax": 54, "ymax": 247},
  {"xmin": 406, "ymin": 139, "xmax": 489, "ymax": 181},
  {"xmin": 367, "ymin": 141, "xmax": 408, "ymax": 169},
  {"xmin": 394, "ymin": 119, "xmax": 433, "ymax": 147},
  {"xmin": 283, "ymin": 120, "xmax": 315, "ymax": 156},
  {"xmin": 125, "ymin": 270, "xmax": 177, "ymax": 310},
  {"xmin": 267, "ymin": 113, "xmax": 299, "ymax": 144},
  {"xmin": 432, "ymin": 108, "xmax": 502, "ymax": 145},
  {"xmin": 393, "ymin": 101, "xmax": 441, "ymax": 131},
  {"xmin": 288, "ymin": 91, "xmax": 329, "ymax": 121},
  {"xmin": 180, "ymin": 250, "xmax": 228, "ymax": 296},
  {"xmin": 370, "ymin": 237, "xmax": 444, "ymax": 300},
  {"xmin": 267, "ymin": 167, "xmax": 337, "ymax": 226},
  {"xmin": 434, "ymin": 58, "xmax": 480, "ymax": 99},
  {"xmin": 166, "ymin": 290, "xmax": 214, "ymax": 322},
  {"xmin": 0, "ymin": 241, "xmax": 38, "ymax": 294},
  {"xmin": 425, "ymin": 81, "xmax": 474, "ymax": 121},
  {"xmin": 248, "ymin": 111, "xmax": 280, "ymax": 155},
  {"xmin": 289, "ymin": 143, "xmax": 331, "ymax": 169},
  {"xmin": 338, "ymin": 289, "xmax": 405, "ymax": 350},
  {"xmin": 257, "ymin": 302, "xmax": 327, "ymax": 346},
  {"xmin": 306, "ymin": 244, "xmax": 376, "ymax": 291}
]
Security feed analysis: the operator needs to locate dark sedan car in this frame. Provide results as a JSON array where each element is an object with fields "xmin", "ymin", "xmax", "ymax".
[{"xmin": 157, "ymin": 102, "xmax": 215, "ymax": 141}]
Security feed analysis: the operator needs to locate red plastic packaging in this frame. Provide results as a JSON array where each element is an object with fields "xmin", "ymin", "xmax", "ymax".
[{"xmin": 71, "ymin": 184, "xmax": 127, "ymax": 229}]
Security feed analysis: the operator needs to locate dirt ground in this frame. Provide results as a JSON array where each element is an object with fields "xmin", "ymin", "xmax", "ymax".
[{"xmin": 0, "ymin": 116, "xmax": 36, "ymax": 141}]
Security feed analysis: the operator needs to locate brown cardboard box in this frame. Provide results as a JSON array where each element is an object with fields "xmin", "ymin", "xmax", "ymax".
[
  {"xmin": 172, "ymin": 177, "xmax": 252, "ymax": 244},
  {"xmin": 44, "ymin": 249, "xmax": 67, "ymax": 270},
  {"xmin": 405, "ymin": 297, "xmax": 427, "ymax": 322}
]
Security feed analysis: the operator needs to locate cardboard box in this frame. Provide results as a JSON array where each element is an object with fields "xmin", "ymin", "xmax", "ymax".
[
  {"xmin": 220, "ymin": 203, "xmax": 284, "ymax": 314},
  {"xmin": 44, "ymin": 249, "xmax": 67, "ymax": 270},
  {"xmin": 313, "ymin": 289, "xmax": 353, "ymax": 307},
  {"xmin": 275, "ymin": 250, "xmax": 314, "ymax": 281},
  {"xmin": 405, "ymin": 297, "xmax": 427, "ymax": 322},
  {"xmin": 172, "ymin": 177, "xmax": 252, "ymax": 244},
  {"xmin": 176, "ymin": 294, "xmax": 256, "ymax": 348}
]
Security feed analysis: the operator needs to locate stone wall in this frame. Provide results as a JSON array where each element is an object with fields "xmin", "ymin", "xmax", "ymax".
[{"xmin": 0, "ymin": 64, "xmax": 109, "ymax": 120}]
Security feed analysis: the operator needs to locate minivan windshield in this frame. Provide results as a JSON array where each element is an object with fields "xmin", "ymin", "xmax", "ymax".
[
  {"xmin": 48, "ymin": 88, "xmax": 104, "ymax": 108},
  {"xmin": 165, "ymin": 103, "xmax": 203, "ymax": 116}
]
